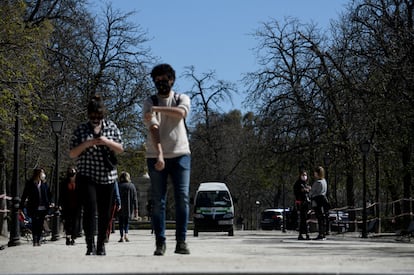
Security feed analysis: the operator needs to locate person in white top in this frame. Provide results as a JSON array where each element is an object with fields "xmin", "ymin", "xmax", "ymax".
[
  {"xmin": 309, "ymin": 166, "xmax": 328, "ymax": 240},
  {"xmin": 143, "ymin": 63, "xmax": 191, "ymax": 256}
]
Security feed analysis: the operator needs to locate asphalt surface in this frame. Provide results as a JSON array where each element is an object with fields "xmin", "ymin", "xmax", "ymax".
[{"xmin": 0, "ymin": 229, "xmax": 413, "ymax": 275}]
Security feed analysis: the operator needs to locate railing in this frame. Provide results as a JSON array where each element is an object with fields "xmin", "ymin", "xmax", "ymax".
[{"xmin": 324, "ymin": 198, "xmax": 414, "ymax": 235}]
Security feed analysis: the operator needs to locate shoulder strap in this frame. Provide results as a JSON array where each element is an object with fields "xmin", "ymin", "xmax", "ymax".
[
  {"xmin": 150, "ymin": 95, "xmax": 158, "ymax": 106},
  {"xmin": 173, "ymin": 92, "xmax": 181, "ymax": 106},
  {"xmin": 174, "ymin": 93, "xmax": 189, "ymax": 134},
  {"xmin": 152, "ymin": 93, "xmax": 180, "ymax": 106}
]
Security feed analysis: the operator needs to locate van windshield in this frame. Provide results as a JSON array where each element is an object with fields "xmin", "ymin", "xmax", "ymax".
[{"xmin": 196, "ymin": 191, "xmax": 232, "ymax": 207}]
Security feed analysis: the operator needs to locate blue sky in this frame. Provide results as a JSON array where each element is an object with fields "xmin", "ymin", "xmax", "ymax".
[{"xmin": 90, "ymin": 1, "xmax": 349, "ymax": 112}]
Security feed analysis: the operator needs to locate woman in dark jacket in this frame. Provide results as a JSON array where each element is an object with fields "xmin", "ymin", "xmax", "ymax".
[
  {"xmin": 293, "ymin": 170, "xmax": 311, "ymax": 240},
  {"xmin": 19, "ymin": 168, "xmax": 51, "ymax": 246},
  {"xmin": 118, "ymin": 171, "xmax": 138, "ymax": 242}
]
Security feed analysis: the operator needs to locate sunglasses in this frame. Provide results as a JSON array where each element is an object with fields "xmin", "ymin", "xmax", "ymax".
[{"xmin": 89, "ymin": 114, "xmax": 104, "ymax": 121}]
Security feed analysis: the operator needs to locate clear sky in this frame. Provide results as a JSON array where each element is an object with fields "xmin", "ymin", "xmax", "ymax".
[{"xmin": 89, "ymin": 0, "xmax": 349, "ymax": 112}]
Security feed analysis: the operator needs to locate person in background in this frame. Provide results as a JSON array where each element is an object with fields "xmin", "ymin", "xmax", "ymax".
[
  {"xmin": 293, "ymin": 170, "xmax": 311, "ymax": 240},
  {"xmin": 143, "ymin": 63, "xmax": 191, "ymax": 256},
  {"xmin": 69, "ymin": 94, "xmax": 123, "ymax": 256},
  {"xmin": 117, "ymin": 171, "xmax": 138, "ymax": 242},
  {"xmin": 19, "ymin": 168, "xmax": 51, "ymax": 246},
  {"xmin": 60, "ymin": 166, "xmax": 81, "ymax": 246},
  {"xmin": 106, "ymin": 181, "xmax": 121, "ymax": 242},
  {"xmin": 309, "ymin": 166, "xmax": 328, "ymax": 240}
]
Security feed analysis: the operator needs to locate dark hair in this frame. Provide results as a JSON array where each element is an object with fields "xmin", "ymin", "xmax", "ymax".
[
  {"xmin": 32, "ymin": 168, "xmax": 44, "ymax": 180},
  {"xmin": 150, "ymin": 64, "xmax": 176, "ymax": 82},
  {"xmin": 87, "ymin": 94, "xmax": 106, "ymax": 116}
]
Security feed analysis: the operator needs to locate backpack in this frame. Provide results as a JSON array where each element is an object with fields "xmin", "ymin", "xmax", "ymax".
[{"xmin": 150, "ymin": 92, "xmax": 189, "ymax": 134}]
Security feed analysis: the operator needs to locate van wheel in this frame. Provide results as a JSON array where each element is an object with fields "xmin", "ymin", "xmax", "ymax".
[
  {"xmin": 228, "ymin": 228, "xmax": 234, "ymax": 236},
  {"xmin": 193, "ymin": 228, "xmax": 199, "ymax": 237}
]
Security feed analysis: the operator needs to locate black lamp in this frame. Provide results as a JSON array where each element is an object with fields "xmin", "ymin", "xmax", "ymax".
[
  {"xmin": 50, "ymin": 113, "xmax": 64, "ymax": 241},
  {"xmin": 359, "ymin": 140, "xmax": 370, "ymax": 238}
]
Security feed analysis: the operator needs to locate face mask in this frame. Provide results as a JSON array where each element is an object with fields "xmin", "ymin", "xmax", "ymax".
[
  {"xmin": 301, "ymin": 175, "xmax": 307, "ymax": 181},
  {"xmin": 40, "ymin": 173, "xmax": 46, "ymax": 181},
  {"xmin": 155, "ymin": 79, "xmax": 171, "ymax": 95}
]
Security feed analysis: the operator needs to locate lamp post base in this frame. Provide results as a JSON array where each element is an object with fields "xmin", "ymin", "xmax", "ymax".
[
  {"xmin": 8, "ymin": 238, "xmax": 21, "ymax": 247},
  {"xmin": 51, "ymin": 210, "xmax": 60, "ymax": 241}
]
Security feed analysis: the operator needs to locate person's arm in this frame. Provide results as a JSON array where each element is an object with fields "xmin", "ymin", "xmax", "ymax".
[
  {"xmin": 132, "ymin": 185, "xmax": 138, "ymax": 218},
  {"xmin": 151, "ymin": 106, "xmax": 187, "ymax": 119},
  {"xmin": 94, "ymin": 136, "xmax": 124, "ymax": 154},
  {"xmin": 69, "ymin": 138, "xmax": 96, "ymax": 159},
  {"xmin": 149, "ymin": 124, "xmax": 165, "ymax": 171},
  {"xmin": 69, "ymin": 136, "xmax": 124, "ymax": 159}
]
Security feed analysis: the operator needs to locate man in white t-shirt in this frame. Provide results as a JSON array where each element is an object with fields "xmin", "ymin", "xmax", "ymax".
[{"xmin": 143, "ymin": 63, "xmax": 191, "ymax": 256}]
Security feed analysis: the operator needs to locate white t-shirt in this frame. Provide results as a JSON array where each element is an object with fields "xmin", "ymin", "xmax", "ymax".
[{"xmin": 143, "ymin": 91, "xmax": 191, "ymax": 158}]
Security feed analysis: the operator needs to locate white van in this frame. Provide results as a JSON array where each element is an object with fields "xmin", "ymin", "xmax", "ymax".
[{"xmin": 193, "ymin": 182, "xmax": 234, "ymax": 237}]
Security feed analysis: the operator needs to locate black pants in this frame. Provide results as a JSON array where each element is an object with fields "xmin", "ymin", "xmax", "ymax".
[
  {"xmin": 63, "ymin": 207, "xmax": 81, "ymax": 239},
  {"xmin": 31, "ymin": 209, "xmax": 47, "ymax": 244},
  {"xmin": 297, "ymin": 201, "xmax": 309, "ymax": 235},
  {"xmin": 314, "ymin": 205, "xmax": 326, "ymax": 237},
  {"xmin": 77, "ymin": 175, "xmax": 114, "ymax": 245}
]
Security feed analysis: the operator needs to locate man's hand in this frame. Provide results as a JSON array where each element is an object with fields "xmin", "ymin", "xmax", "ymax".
[{"xmin": 155, "ymin": 156, "xmax": 165, "ymax": 171}]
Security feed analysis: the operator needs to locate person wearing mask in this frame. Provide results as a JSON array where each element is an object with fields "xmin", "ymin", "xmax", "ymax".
[
  {"xmin": 69, "ymin": 94, "xmax": 123, "ymax": 256},
  {"xmin": 309, "ymin": 166, "xmax": 328, "ymax": 240},
  {"xmin": 143, "ymin": 63, "xmax": 191, "ymax": 256},
  {"xmin": 117, "ymin": 171, "xmax": 138, "ymax": 242},
  {"xmin": 293, "ymin": 170, "xmax": 311, "ymax": 240},
  {"xmin": 60, "ymin": 166, "xmax": 81, "ymax": 246},
  {"xmin": 19, "ymin": 168, "xmax": 51, "ymax": 246}
]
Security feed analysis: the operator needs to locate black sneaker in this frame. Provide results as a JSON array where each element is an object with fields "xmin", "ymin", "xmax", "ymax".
[
  {"xmin": 175, "ymin": 241, "xmax": 190, "ymax": 255},
  {"xmin": 154, "ymin": 242, "xmax": 166, "ymax": 256},
  {"xmin": 313, "ymin": 235, "xmax": 326, "ymax": 240},
  {"xmin": 96, "ymin": 243, "xmax": 106, "ymax": 256}
]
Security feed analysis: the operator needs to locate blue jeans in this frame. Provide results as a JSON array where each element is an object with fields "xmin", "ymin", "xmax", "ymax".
[
  {"xmin": 147, "ymin": 155, "xmax": 191, "ymax": 244},
  {"xmin": 118, "ymin": 215, "xmax": 129, "ymax": 237}
]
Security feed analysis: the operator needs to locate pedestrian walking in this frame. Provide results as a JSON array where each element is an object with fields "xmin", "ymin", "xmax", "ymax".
[
  {"xmin": 60, "ymin": 166, "xmax": 81, "ymax": 246},
  {"xmin": 19, "ymin": 168, "xmax": 51, "ymax": 246},
  {"xmin": 143, "ymin": 63, "xmax": 191, "ymax": 256},
  {"xmin": 106, "ymin": 181, "xmax": 121, "ymax": 242},
  {"xmin": 69, "ymin": 94, "xmax": 123, "ymax": 256},
  {"xmin": 117, "ymin": 171, "xmax": 138, "ymax": 242}
]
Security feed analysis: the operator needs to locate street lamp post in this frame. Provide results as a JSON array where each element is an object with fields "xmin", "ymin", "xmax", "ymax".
[
  {"xmin": 8, "ymin": 99, "xmax": 21, "ymax": 247},
  {"xmin": 255, "ymin": 200, "xmax": 260, "ymax": 230},
  {"xmin": 323, "ymin": 152, "xmax": 332, "ymax": 202},
  {"xmin": 323, "ymin": 152, "xmax": 332, "ymax": 234},
  {"xmin": 282, "ymin": 175, "xmax": 287, "ymax": 233},
  {"xmin": 360, "ymin": 140, "xmax": 370, "ymax": 238},
  {"xmin": 375, "ymin": 150, "xmax": 381, "ymax": 233},
  {"xmin": 50, "ymin": 113, "xmax": 64, "ymax": 241},
  {"xmin": 323, "ymin": 153, "xmax": 331, "ymax": 186}
]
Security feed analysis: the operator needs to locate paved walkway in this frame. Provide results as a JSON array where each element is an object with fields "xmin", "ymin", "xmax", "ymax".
[{"xmin": 0, "ymin": 230, "xmax": 414, "ymax": 275}]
